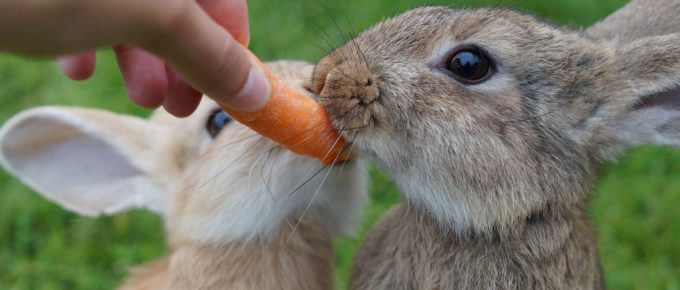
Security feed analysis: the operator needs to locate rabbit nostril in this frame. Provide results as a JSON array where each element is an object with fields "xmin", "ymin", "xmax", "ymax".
[
  {"xmin": 356, "ymin": 78, "xmax": 374, "ymax": 87},
  {"xmin": 314, "ymin": 60, "xmax": 380, "ymax": 106},
  {"xmin": 360, "ymin": 99, "xmax": 372, "ymax": 106}
]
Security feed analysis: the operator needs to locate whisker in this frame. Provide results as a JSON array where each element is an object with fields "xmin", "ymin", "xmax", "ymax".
[
  {"xmin": 337, "ymin": 123, "xmax": 371, "ymax": 131},
  {"xmin": 285, "ymin": 164, "xmax": 331, "ymax": 197},
  {"xmin": 314, "ymin": 0, "xmax": 369, "ymax": 84},
  {"xmin": 280, "ymin": 107, "xmax": 366, "ymax": 199},
  {"xmin": 337, "ymin": 130, "xmax": 360, "ymax": 174},
  {"xmin": 299, "ymin": 0, "xmax": 348, "ymax": 55},
  {"xmin": 208, "ymin": 133, "xmax": 263, "ymax": 152},
  {"xmin": 258, "ymin": 142, "xmax": 282, "ymax": 204},
  {"xmin": 197, "ymin": 137, "xmax": 270, "ymax": 190},
  {"xmin": 283, "ymin": 162, "xmax": 330, "ymax": 246},
  {"xmin": 286, "ymin": 122, "xmax": 348, "ymax": 196},
  {"xmin": 285, "ymin": 128, "xmax": 352, "ymax": 245},
  {"xmin": 337, "ymin": 1, "xmax": 371, "ymax": 72},
  {"xmin": 280, "ymin": 106, "xmax": 357, "ymax": 152},
  {"xmin": 253, "ymin": 141, "xmax": 298, "ymax": 232}
]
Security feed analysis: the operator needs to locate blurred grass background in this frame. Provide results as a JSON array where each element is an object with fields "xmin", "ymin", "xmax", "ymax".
[{"xmin": 1, "ymin": 0, "xmax": 679, "ymax": 289}]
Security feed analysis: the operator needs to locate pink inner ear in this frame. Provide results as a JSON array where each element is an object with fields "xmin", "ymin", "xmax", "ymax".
[{"xmin": 635, "ymin": 87, "xmax": 680, "ymax": 110}]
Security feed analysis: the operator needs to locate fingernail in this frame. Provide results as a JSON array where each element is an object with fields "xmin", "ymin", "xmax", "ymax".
[{"xmin": 230, "ymin": 66, "xmax": 271, "ymax": 112}]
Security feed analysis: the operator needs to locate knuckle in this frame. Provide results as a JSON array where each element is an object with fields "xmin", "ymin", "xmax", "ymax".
[{"xmin": 203, "ymin": 39, "xmax": 251, "ymax": 97}]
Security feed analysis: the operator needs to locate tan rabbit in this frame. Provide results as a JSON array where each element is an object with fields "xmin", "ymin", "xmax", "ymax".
[
  {"xmin": 0, "ymin": 61, "xmax": 368, "ymax": 290},
  {"xmin": 313, "ymin": 5, "xmax": 680, "ymax": 290}
]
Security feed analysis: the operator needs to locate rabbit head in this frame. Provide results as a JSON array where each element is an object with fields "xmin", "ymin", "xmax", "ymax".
[
  {"xmin": 0, "ymin": 61, "xmax": 367, "ymax": 246},
  {"xmin": 313, "ymin": 7, "xmax": 680, "ymax": 235}
]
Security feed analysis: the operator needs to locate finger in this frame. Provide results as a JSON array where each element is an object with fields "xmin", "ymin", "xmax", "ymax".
[
  {"xmin": 164, "ymin": 66, "xmax": 203, "ymax": 117},
  {"xmin": 114, "ymin": 46, "xmax": 168, "ymax": 109},
  {"xmin": 197, "ymin": 0, "xmax": 250, "ymax": 45},
  {"xmin": 138, "ymin": 2, "xmax": 270, "ymax": 112},
  {"xmin": 58, "ymin": 52, "xmax": 96, "ymax": 80}
]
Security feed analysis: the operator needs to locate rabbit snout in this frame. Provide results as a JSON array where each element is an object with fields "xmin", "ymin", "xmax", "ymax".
[
  {"xmin": 315, "ymin": 65, "xmax": 379, "ymax": 106},
  {"xmin": 313, "ymin": 59, "xmax": 387, "ymax": 140}
]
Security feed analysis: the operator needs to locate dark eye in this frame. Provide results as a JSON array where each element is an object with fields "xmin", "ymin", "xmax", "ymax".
[
  {"xmin": 206, "ymin": 110, "xmax": 233, "ymax": 138},
  {"xmin": 445, "ymin": 47, "xmax": 493, "ymax": 84}
]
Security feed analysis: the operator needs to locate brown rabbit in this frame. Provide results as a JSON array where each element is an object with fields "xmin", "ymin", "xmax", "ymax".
[
  {"xmin": 0, "ymin": 61, "xmax": 367, "ymax": 290},
  {"xmin": 313, "ymin": 5, "xmax": 680, "ymax": 290},
  {"xmin": 587, "ymin": 0, "xmax": 680, "ymax": 42}
]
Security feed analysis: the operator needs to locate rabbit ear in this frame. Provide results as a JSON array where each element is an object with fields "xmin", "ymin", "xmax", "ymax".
[
  {"xmin": 0, "ymin": 107, "xmax": 168, "ymax": 216},
  {"xmin": 595, "ymin": 34, "xmax": 680, "ymax": 156}
]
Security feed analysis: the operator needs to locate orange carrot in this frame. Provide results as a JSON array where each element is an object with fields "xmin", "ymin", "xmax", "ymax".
[{"xmin": 219, "ymin": 51, "xmax": 349, "ymax": 165}]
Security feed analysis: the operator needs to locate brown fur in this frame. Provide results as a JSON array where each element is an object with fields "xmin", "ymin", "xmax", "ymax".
[
  {"xmin": 313, "ymin": 5, "xmax": 680, "ymax": 290},
  {"xmin": 0, "ymin": 61, "xmax": 367, "ymax": 290},
  {"xmin": 120, "ymin": 218, "xmax": 333, "ymax": 290},
  {"xmin": 112, "ymin": 61, "xmax": 350, "ymax": 290},
  {"xmin": 588, "ymin": 0, "xmax": 680, "ymax": 42},
  {"xmin": 350, "ymin": 203, "xmax": 602, "ymax": 290},
  {"xmin": 3, "ymin": 3, "xmax": 676, "ymax": 289}
]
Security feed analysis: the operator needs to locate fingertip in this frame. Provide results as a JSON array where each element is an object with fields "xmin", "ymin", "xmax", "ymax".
[
  {"xmin": 227, "ymin": 65, "xmax": 271, "ymax": 112},
  {"xmin": 163, "ymin": 92, "xmax": 202, "ymax": 117},
  {"xmin": 115, "ymin": 46, "xmax": 168, "ymax": 109},
  {"xmin": 127, "ymin": 84, "xmax": 166, "ymax": 109},
  {"xmin": 58, "ymin": 52, "xmax": 96, "ymax": 80},
  {"xmin": 124, "ymin": 69, "xmax": 167, "ymax": 108},
  {"xmin": 141, "ymin": 1, "xmax": 258, "ymax": 111},
  {"xmin": 164, "ymin": 68, "xmax": 203, "ymax": 117}
]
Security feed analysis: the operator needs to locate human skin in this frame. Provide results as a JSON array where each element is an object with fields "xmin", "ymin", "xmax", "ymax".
[{"xmin": 0, "ymin": 0, "xmax": 270, "ymax": 116}]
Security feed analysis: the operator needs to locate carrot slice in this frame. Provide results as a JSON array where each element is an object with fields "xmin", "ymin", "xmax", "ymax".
[{"xmin": 218, "ymin": 51, "xmax": 349, "ymax": 165}]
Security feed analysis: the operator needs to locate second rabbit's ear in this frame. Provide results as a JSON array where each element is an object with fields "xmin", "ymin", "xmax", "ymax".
[
  {"xmin": 596, "ymin": 34, "xmax": 680, "ymax": 157},
  {"xmin": 0, "ymin": 107, "xmax": 170, "ymax": 216}
]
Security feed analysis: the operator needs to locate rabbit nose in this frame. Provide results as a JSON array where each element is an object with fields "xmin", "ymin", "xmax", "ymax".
[
  {"xmin": 358, "ymin": 78, "xmax": 379, "ymax": 105},
  {"xmin": 322, "ymin": 64, "xmax": 380, "ymax": 105},
  {"xmin": 349, "ymin": 76, "xmax": 379, "ymax": 105}
]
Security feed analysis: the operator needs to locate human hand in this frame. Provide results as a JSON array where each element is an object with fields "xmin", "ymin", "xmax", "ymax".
[{"xmin": 0, "ymin": 0, "xmax": 270, "ymax": 116}]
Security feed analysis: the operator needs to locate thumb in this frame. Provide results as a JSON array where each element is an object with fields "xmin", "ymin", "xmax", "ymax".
[{"xmin": 137, "ymin": 1, "xmax": 270, "ymax": 112}]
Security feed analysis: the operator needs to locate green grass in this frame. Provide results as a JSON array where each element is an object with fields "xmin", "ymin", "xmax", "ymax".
[{"xmin": 1, "ymin": 0, "xmax": 679, "ymax": 289}]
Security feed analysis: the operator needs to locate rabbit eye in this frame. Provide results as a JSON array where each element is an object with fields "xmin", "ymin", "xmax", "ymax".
[
  {"xmin": 206, "ymin": 110, "xmax": 233, "ymax": 138},
  {"xmin": 445, "ymin": 47, "xmax": 493, "ymax": 84}
]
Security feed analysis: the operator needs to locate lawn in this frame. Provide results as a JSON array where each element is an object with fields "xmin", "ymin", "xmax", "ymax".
[{"xmin": 1, "ymin": 0, "xmax": 679, "ymax": 289}]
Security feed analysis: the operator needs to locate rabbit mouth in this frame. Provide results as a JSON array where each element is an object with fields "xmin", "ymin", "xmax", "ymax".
[{"xmin": 320, "ymin": 96, "xmax": 381, "ymax": 143}]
